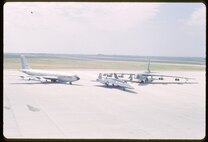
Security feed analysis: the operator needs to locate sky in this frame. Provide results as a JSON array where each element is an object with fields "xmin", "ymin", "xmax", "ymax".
[{"xmin": 4, "ymin": 2, "xmax": 206, "ymax": 57}]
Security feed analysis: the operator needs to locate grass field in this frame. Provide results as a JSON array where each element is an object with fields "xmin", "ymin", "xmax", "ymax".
[{"xmin": 3, "ymin": 55, "xmax": 205, "ymax": 71}]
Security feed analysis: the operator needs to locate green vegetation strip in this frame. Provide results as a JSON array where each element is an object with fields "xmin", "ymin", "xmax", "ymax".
[{"xmin": 4, "ymin": 57, "xmax": 205, "ymax": 71}]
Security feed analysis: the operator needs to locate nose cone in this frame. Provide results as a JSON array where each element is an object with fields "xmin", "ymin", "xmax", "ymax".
[{"xmin": 75, "ymin": 75, "xmax": 80, "ymax": 80}]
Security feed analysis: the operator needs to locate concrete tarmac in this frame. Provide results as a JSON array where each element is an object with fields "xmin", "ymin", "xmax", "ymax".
[{"xmin": 3, "ymin": 69, "xmax": 205, "ymax": 139}]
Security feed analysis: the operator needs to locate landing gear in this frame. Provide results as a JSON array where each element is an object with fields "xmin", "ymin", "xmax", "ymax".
[
  {"xmin": 105, "ymin": 82, "xmax": 109, "ymax": 87},
  {"xmin": 175, "ymin": 78, "xmax": 180, "ymax": 81},
  {"xmin": 145, "ymin": 78, "xmax": 148, "ymax": 82},
  {"xmin": 67, "ymin": 82, "xmax": 72, "ymax": 85},
  {"xmin": 159, "ymin": 77, "xmax": 163, "ymax": 80},
  {"xmin": 141, "ymin": 80, "xmax": 147, "ymax": 84}
]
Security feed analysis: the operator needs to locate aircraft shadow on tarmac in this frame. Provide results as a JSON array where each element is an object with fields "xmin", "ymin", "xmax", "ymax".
[
  {"xmin": 26, "ymin": 105, "xmax": 40, "ymax": 112},
  {"xmin": 10, "ymin": 82, "xmax": 83, "ymax": 86},
  {"xmin": 94, "ymin": 85, "xmax": 138, "ymax": 94},
  {"xmin": 3, "ymin": 106, "xmax": 11, "ymax": 110}
]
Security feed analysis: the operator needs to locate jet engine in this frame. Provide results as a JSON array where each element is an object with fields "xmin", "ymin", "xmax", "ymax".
[
  {"xmin": 140, "ymin": 77, "xmax": 153, "ymax": 84},
  {"xmin": 136, "ymin": 74, "xmax": 142, "ymax": 80},
  {"xmin": 21, "ymin": 76, "xmax": 31, "ymax": 81},
  {"xmin": 175, "ymin": 78, "xmax": 180, "ymax": 81},
  {"xmin": 158, "ymin": 77, "xmax": 164, "ymax": 80},
  {"xmin": 40, "ymin": 78, "xmax": 48, "ymax": 83},
  {"xmin": 24, "ymin": 77, "xmax": 31, "ymax": 81},
  {"xmin": 141, "ymin": 78, "xmax": 148, "ymax": 84}
]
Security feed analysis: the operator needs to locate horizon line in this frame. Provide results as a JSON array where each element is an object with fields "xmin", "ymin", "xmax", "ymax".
[{"xmin": 3, "ymin": 52, "xmax": 206, "ymax": 58}]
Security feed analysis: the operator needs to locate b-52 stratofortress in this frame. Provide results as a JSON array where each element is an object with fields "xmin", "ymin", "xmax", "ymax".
[
  {"xmin": 96, "ymin": 73, "xmax": 134, "ymax": 90},
  {"xmin": 19, "ymin": 55, "xmax": 80, "ymax": 84},
  {"xmin": 114, "ymin": 60, "xmax": 196, "ymax": 85}
]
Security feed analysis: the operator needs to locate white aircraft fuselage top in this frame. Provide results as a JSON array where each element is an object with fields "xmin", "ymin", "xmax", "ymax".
[
  {"xmin": 97, "ymin": 77, "xmax": 134, "ymax": 89},
  {"xmin": 20, "ymin": 69, "xmax": 80, "ymax": 82}
]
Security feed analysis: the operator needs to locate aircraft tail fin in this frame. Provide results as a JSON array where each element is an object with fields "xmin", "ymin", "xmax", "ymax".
[
  {"xmin": 98, "ymin": 73, "xmax": 102, "ymax": 79},
  {"xmin": 114, "ymin": 73, "xmax": 119, "ymax": 79},
  {"xmin": 147, "ymin": 59, "xmax": 151, "ymax": 73},
  {"xmin": 20, "ymin": 55, "xmax": 30, "ymax": 69}
]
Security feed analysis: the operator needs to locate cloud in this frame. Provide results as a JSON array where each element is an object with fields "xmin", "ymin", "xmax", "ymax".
[
  {"xmin": 6, "ymin": 2, "xmax": 205, "ymax": 57},
  {"xmin": 4, "ymin": 2, "xmax": 162, "ymax": 54},
  {"xmin": 64, "ymin": 3, "xmax": 161, "ymax": 31},
  {"xmin": 4, "ymin": 2, "xmax": 161, "ymax": 32},
  {"xmin": 186, "ymin": 5, "xmax": 206, "ymax": 29},
  {"xmin": 181, "ymin": 4, "xmax": 206, "ymax": 57}
]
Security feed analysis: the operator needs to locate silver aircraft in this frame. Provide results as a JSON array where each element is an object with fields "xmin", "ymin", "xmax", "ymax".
[
  {"xmin": 115, "ymin": 60, "xmax": 195, "ymax": 85},
  {"xmin": 96, "ymin": 73, "xmax": 134, "ymax": 90},
  {"xmin": 19, "ymin": 55, "xmax": 80, "ymax": 84}
]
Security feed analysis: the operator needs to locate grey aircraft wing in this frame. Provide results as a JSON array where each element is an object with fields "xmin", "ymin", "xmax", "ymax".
[{"xmin": 141, "ymin": 73, "xmax": 195, "ymax": 80}]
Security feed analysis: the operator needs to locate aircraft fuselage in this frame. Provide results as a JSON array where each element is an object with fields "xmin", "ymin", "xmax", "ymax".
[{"xmin": 21, "ymin": 69, "xmax": 80, "ymax": 83}]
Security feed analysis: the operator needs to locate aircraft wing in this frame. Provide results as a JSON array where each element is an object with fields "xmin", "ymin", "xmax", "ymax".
[
  {"xmin": 141, "ymin": 73, "xmax": 195, "ymax": 80},
  {"xmin": 137, "ymin": 81, "xmax": 198, "ymax": 86},
  {"xmin": 114, "ymin": 72, "xmax": 194, "ymax": 80},
  {"xmin": 20, "ymin": 76, "xmax": 40, "ymax": 81},
  {"xmin": 121, "ymin": 79, "xmax": 138, "ymax": 83},
  {"xmin": 112, "ymin": 73, "xmax": 136, "ymax": 79},
  {"xmin": 115, "ymin": 73, "xmax": 135, "ymax": 76},
  {"xmin": 149, "ymin": 82, "xmax": 197, "ymax": 84},
  {"xmin": 144, "ymin": 81, "xmax": 197, "ymax": 84},
  {"xmin": 121, "ymin": 83, "xmax": 134, "ymax": 89},
  {"xmin": 96, "ymin": 78, "xmax": 106, "ymax": 84},
  {"xmin": 38, "ymin": 76, "xmax": 58, "ymax": 80},
  {"xmin": 21, "ymin": 75, "xmax": 58, "ymax": 81},
  {"xmin": 35, "ymin": 76, "xmax": 59, "ymax": 82}
]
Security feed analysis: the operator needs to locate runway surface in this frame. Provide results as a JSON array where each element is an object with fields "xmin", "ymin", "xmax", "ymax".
[{"xmin": 3, "ymin": 69, "xmax": 205, "ymax": 139}]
